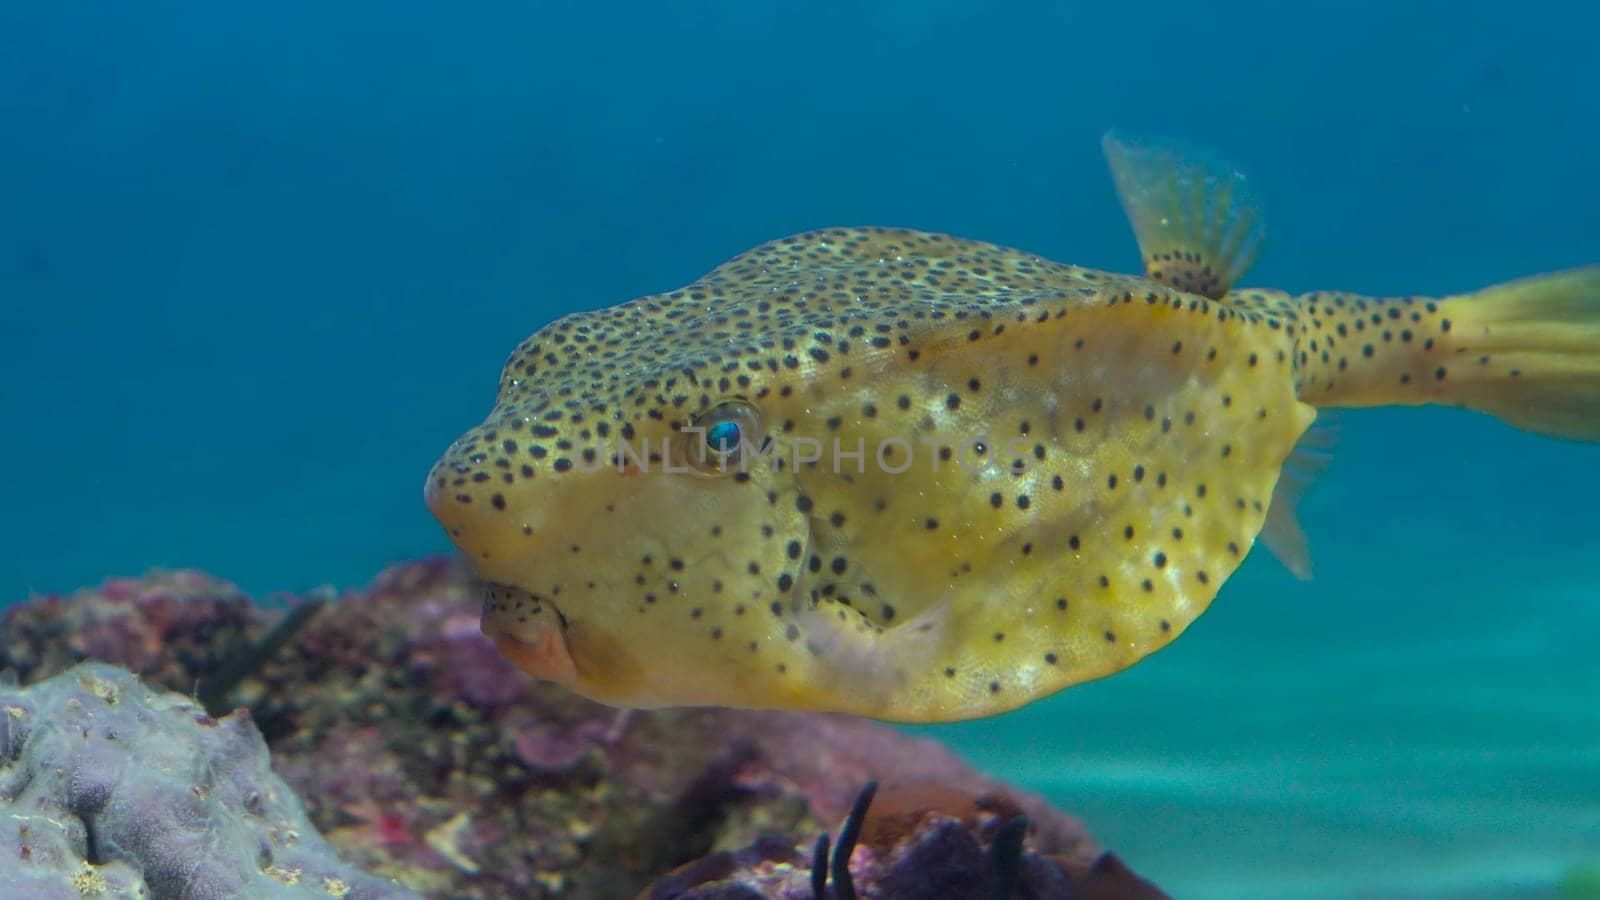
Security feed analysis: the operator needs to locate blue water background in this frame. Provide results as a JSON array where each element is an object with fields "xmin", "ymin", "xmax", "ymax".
[{"xmin": 3, "ymin": 2, "xmax": 1597, "ymax": 896}]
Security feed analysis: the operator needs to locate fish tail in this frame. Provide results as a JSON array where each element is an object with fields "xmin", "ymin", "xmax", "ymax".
[{"xmin": 1296, "ymin": 266, "xmax": 1600, "ymax": 442}]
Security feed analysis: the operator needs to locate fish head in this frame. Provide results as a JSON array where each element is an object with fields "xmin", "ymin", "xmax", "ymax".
[{"xmin": 425, "ymin": 350, "xmax": 820, "ymax": 710}]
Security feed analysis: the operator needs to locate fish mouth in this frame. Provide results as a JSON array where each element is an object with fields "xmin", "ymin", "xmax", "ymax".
[{"xmin": 478, "ymin": 582, "xmax": 579, "ymax": 687}]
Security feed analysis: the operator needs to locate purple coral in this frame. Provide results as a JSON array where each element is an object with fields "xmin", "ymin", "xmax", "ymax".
[{"xmin": 0, "ymin": 662, "xmax": 416, "ymax": 899}]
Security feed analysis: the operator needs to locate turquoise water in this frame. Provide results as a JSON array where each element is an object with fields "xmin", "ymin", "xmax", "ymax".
[{"xmin": 4, "ymin": 2, "xmax": 1597, "ymax": 895}]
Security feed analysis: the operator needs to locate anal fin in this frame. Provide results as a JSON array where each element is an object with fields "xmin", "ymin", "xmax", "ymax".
[
  {"xmin": 1101, "ymin": 131, "xmax": 1264, "ymax": 300},
  {"xmin": 1261, "ymin": 413, "xmax": 1339, "ymax": 580}
]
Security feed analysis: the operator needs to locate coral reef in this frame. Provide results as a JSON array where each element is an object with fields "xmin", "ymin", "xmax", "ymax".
[
  {"xmin": 0, "ymin": 661, "xmax": 413, "ymax": 899},
  {"xmin": 1, "ymin": 558, "xmax": 1167, "ymax": 898}
]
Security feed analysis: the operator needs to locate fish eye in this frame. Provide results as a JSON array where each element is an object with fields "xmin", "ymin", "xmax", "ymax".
[
  {"xmin": 706, "ymin": 418, "xmax": 742, "ymax": 453},
  {"xmin": 689, "ymin": 399, "xmax": 762, "ymax": 473}
]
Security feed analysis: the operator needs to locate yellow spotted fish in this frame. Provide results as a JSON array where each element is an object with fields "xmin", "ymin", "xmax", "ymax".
[{"xmin": 425, "ymin": 133, "xmax": 1600, "ymax": 724}]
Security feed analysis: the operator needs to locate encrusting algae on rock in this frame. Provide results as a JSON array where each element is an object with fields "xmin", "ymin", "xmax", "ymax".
[
  {"xmin": 0, "ymin": 661, "xmax": 415, "ymax": 899},
  {"xmin": 425, "ymin": 132, "xmax": 1600, "ymax": 723}
]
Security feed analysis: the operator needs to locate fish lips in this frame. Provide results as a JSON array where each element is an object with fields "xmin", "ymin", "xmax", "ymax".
[{"xmin": 478, "ymin": 581, "xmax": 579, "ymax": 687}]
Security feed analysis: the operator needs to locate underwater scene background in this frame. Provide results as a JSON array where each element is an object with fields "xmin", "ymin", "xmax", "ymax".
[{"xmin": 3, "ymin": 1, "xmax": 1597, "ymax": 896}]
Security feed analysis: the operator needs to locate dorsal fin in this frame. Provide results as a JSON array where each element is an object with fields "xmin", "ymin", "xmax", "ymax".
[
  {"xmin": 1261, "ymin": 413, "xmax": 1339, "ymax": 580},
  {"xmin": 1101, "ymin": 131, "xmax": 1265, "ymax": 300}
]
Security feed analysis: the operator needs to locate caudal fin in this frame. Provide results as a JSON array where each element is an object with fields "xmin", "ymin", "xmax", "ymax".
[
  {"xmin": 1437, "ymin": 267, "xmax": 1600, "ymax": 442},
  {"xmin": 1301, "ymin": 266, "xmax": 1600, "ymax": 443}
]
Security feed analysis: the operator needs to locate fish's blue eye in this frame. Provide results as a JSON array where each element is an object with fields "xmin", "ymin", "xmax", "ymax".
[
  {"xmin": 690, "ymin": 399, "xmax": 763, "ymax": 474},
  {"xmin": 706, "ymin": 419, "xmax": 742, "ymax": 454}
]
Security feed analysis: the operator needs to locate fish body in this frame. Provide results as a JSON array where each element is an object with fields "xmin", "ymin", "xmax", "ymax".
[{"xmin": 426, "ymin": 135, "xmax": 1600, "ymax": 723}]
